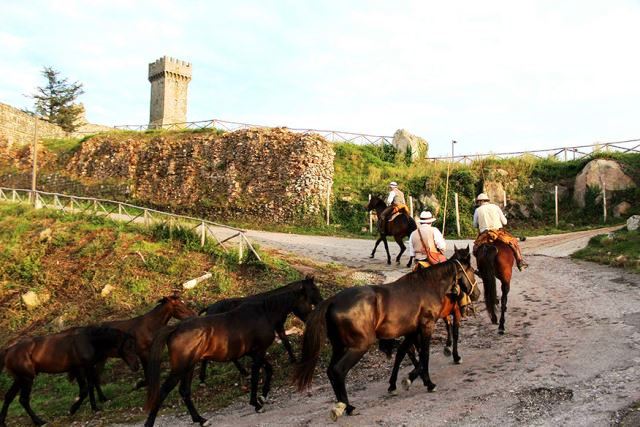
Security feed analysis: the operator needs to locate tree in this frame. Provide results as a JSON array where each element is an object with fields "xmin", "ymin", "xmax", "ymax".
[{"xmin": 32, "ymin": 66, "xmax": 85, "ymax": 132}]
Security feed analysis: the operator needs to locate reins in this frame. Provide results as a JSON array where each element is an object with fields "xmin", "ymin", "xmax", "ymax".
[{"xmin": 453, "ymin": 259, "xmax": 478, "ymax": 297}]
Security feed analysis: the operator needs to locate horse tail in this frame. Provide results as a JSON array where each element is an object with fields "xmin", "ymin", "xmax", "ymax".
[
  {"xmin": 478, "ymin": 245, "xmax": 499, "ymax": 324},
  {"xmin": 144, "ymin": 325, "xmax": 176, "ymax": 412},
  {"xmin": 293, "ymin": 298, "xmax": 331, "ymax": 391},
  {"xmin": 407, "ymin": 215, "xmax": 417, "ymax": 234}
]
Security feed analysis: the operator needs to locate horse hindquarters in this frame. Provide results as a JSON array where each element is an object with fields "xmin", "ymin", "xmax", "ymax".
[{"xmin": 477, "ymin": 245, "xmax": 499, "ymax": 324}]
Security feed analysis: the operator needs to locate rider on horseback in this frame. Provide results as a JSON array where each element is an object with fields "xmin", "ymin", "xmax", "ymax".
[
  {"xmin": 408, "ymin": 211, "xmax": 446, "ymax": 269},
  {"xmin": 472, "ymin": 193, "xmax": 528, "ymax": 271},
  {"xmin": 378, "ymin": 181, "xmax": 408, "ymax": 233}
]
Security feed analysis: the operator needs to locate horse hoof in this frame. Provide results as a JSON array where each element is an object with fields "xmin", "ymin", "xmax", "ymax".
[
  {"xmin": 257, "ymin": 395, "xmax": 268, "ymax": 405},
  {"xmin": 255, "ymin": 406, "xmax": 265, "ymax": 413},
  {"xmin": 427, "ymin": 382, "xmax": 437, "ymax": 392},
  {"xmin": 388, "ymin": 388, "xmax": 398, "ymax": 396},
  {"xmin": 454, "ymin": 357, "xmax": 462, "ymax": 365},
  {"xmin": 346, "ymin": 405, "xmax": 359, "ymax": 416},
  {"xmin": 201, "ymin": 419, "xmax": 211, "ymax": 426},
  {"xmin": 498, "ymin": 329, "xmax": 505, "ymax": 335},
  {"xmin": 369, "ymin": 254, "xmax": 374, "ymax": 259},
  {"xmin": 402, "ymin": 377, "xmax": 412, "ymax": 391},
  {"xmin": 330, "ymin": 402, "xmax": 347, "ymax": 421},
  {"xmin": 443, "ymin": 346, "xmax": 452, "ymax": 357}
]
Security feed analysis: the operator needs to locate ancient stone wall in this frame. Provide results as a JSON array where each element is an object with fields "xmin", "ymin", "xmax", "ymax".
[
  {"xmin": 66, "ymin": 128, "xmax": 334, "ymax": 223},
  {"xmin": 0, "ymin": 102, "xmax": 67, "ymax": 147}
]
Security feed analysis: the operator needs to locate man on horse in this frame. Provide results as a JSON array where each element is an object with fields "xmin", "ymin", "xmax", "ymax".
[
  {"xmin": 472, "ymin": 193, "xmax": 528, "ymax": 271},
  {"xmin": 378, "ymin": 181, "xmax": 409, "ymax": 233},
  {"xmin": 408, "ymin": 210, "xmax": 446, "ymax": 270}
]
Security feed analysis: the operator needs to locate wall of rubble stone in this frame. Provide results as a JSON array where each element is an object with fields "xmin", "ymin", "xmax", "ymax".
[
  {"xmin": 65, "ymin": 128, "xmax": 334, "ymax": 223},
  {"xmin": 0, "ymin": 102, "xmax": 67, "ymax": 147}
]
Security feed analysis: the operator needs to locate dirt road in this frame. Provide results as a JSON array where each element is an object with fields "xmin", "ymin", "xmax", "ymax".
[{"xmin": 132, "ymin": 226, "xmax": 640, "ymax": 426}]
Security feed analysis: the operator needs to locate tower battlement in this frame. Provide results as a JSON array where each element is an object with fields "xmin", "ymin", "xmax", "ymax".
[{"xmin": 148, "ymin": 56, "xmax": 192, "ymax": 128}]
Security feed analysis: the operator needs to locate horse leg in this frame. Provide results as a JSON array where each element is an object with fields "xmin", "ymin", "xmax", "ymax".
[
  {"xmin": 498, "ymin": 279, "xmax": 511, "ymax": 334},
  {"xmin": 276, "ymin": 324, "xmax": 296, "ymax": 363},
  {"xmin": 18, "ymin": 377, "xmax": 46, "ymax": 426},
  {"xmin": 135, "ymin": 354, "xmax": 148, "ymax": 389},
  {"xmin": 179, "ymin": 368, "xmax": 207, "ymax": 425},
  {"xmin": 328, "ymin": 348, "xmax": 367, "ymax": 420},
  {"xmin": 0, "ymin": 379, "xmax": 20, "ymax": 425},
  {"xmin": 406, "ymin": 255, "xmax": 414, "ymax": 268},
  {"xmin": 452, "ymin": 310, "xmax": 462, "ymax": 364},
  {"xmin": 69, "ymin": 371, "xmax": 89, "ymax": 415},
  {"xmin": 260, "ymin": 358, "xmax": 273, "ymax": 403},
  {"xmin": 370, "ymin": 236, "xmax": 384, "ymax": 258},
  {"xmin": 144, "ymin": 372, "xmax": 181, "ymax": 427},
  {"xmin": 234, "ymin": 359, "xmax": 250, "ymax": 378},
  {"xmin": 249, "ymin": 354, "xmax": 265, "ymax": 412},
  {"xmin": 199, "ymin": 360, "xmax": 208, "ymax": 384},
  {"xmin": 443, "ymin": 316, "xmax": 453, "ymax": 357},
  {"xmin": 394, "ymin": 235, "xmax": 406, "ymax": 264},
  {"xmin": 388, "ymin": 334, "xmax": 416, "ymax": 394},
  {"xmin": 86, "ymin": 366, "xmax": 102, "ymax": 412},
  {"xmin": 407, "ymin": 321, "xmax": 436, "ymax": 392},
  {"xmin": 382, "ymin": 237, "xmax": 391, "ymax": 265},
  {"xmin": 93, "ymin": 360, "xmax": 109, "ymax": 402},
  {"xmin": 326, "ymin": 343, "xmax": 345, "ymax": 403}
]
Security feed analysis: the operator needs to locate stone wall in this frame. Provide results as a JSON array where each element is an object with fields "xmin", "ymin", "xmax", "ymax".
[
  {"xmin": 66, "ymin": 128, "xmax": 334, "ymax": 223},
  {"xmin": 0, "ymin": 102, "xmax": 67, "ymax": 147}
]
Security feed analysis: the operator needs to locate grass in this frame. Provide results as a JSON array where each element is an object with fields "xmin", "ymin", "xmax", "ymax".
[{"xmin": 572, "ymin": 228, "xmax": 640, "ymax": 273}]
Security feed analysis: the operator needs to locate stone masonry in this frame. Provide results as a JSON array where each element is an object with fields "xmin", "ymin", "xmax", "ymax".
[{"xmin": 148, "ymin": 56, "xmax": 192, "ymax": 128}]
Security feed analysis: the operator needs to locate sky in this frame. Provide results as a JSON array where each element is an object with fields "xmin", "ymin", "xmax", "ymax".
[{"xmin": 1, "ymin": 0, "xmax": 639, "ymax": 157}]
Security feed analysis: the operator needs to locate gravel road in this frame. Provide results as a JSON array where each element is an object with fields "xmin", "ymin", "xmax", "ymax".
[{"xmin": 124, "ymin": 225, "xmax": 640, "ymax": 427}]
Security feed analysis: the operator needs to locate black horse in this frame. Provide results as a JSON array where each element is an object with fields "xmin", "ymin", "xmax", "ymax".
[
  {"xmin": 197, "ymin": 276, "xmax": 320, "ymax": 383},
  {"xmin": 293, "ymin": 250, "xmax": 479, "ymax": 421},
  {"xmin": 0, "ymin": 326, "xmax": 139, "ymax": 426},
  {"xmin": 366, "ymin": 195, "xmax": 417, "ymax": 265},
  {"xmin": 144, "ymin": 280, "xmax": 323, "ymax": 426}
]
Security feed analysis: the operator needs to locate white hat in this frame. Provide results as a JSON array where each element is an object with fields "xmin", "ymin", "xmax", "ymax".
[
  {"xmin": 389, "ymin": 181, "xmax": 398, "ymax": 188},
  {"xmin": 476, "ymin": 193, "xmax": 490, "ymax": 202},
  {"xmin": 419, "ymin": 211, "xmax": 436, "ymax": 224}
]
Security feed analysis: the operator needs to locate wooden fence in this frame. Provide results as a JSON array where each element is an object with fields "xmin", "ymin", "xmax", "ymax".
[{"xmin": 0, "ymin": 187, "xmax": 261, "ymax": 263}]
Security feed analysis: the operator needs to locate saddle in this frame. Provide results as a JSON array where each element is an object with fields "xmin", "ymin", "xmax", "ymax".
[
  {"xmin": 472, "ymin": 229, "xmax": 518, "ymax": 256},
  {"xmin": 388, "ymin": 205, "xmax": 410, "ymax": 222}
]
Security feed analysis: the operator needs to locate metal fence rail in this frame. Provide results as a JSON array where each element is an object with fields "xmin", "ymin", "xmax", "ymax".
[{"xmin": 0, "ymin": 187, "xmax": 261, "ymax": 263}]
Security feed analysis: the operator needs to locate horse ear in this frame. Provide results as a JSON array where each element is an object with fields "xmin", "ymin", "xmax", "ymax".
[{"xmin": 454, "ymin": 244, "xmax": 458, "ymax": 251}]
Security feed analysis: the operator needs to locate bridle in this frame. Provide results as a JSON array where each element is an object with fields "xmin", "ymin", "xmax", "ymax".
[{"xmin": 453, "ymin": 259, "xmax": 478, "ymax": 298}]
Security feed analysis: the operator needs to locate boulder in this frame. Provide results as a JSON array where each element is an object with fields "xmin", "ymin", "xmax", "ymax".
[
  {"xmin": 101, "ymin": 284, "xmax": 115, "ymax": 297},
  {"xmin": 613, "ymin": 201, "xmax": 632, "ymax": 218},
  {"xmin": 627, "ymin": 215, "xmax": 640, "ymax": 231},
  {"xmin": 419, "ymin": 194, "xmax": 440, "ymax": 216},
  {"xmin": 573, "ymin": 159, "xmax": 636, "ymax": 207},
  {"xmin": 38, "ymin": 228, "xmax": 52, "ymax": 243},
  {"xmin": 392, "ymin": 129, "xmax": 428, "ymax": 161},
  {"xmin": 484, "ymin": 181, "xmax": 505, "ymax": 205},
  {"xmin": 21, "ymin": 291, "xmax": 50, "ymax": 310}
]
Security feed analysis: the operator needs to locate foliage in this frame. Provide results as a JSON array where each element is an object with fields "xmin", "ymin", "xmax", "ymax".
[
  {"xmin": 572, "ymin": 228, "xmax": 640, "ymax": 273},
  {"xmin": 32, "ymin": 66, "xmax": 85, "ymax": 132}
]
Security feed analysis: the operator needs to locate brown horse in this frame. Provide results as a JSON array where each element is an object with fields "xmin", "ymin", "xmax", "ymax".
[
  {"xmin": 476, "ymin": 240, "xmax": 515, "ymax": 334},
  {"xmin": 0, "ymin": 326, "xmax": 139, "ymax": 426},
  {"xmin": 198, "ymin": 277, "xmax": 316, "ymax": 383},
  {"xmin": 143, "ymin": 280, "xmax": 323, "ymax": 427},
  {"xmin": 94, "ymin": 294, "xmax": 196, "ymax": 396},
  {"xmin": 293, "ymin": 250, "xmax": 479, "ymax": 421},
  {"xmin": 366, "ymin": 195, "xmax": 417, "ymax": 265}
]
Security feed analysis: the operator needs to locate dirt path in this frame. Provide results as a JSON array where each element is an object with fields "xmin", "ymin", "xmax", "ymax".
[{"xmin": 126, "ymin": 226, "xmax": 640, "ymax": 426}]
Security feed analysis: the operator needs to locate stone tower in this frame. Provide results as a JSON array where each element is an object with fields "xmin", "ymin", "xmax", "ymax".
[{"xmin": 148, "ymin": 56, "xmax": 192, "ymax": 128}]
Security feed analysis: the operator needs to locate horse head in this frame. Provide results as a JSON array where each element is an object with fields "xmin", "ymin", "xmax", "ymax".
[
  {"xmin": 118, "ymin": 332, "xmax": 141, "ymax": 372},
  {"xmin": 452, "ymin": 245, "xmax": 480, "ymax": 303},
  {"xmin": 365, "ymin": 195, "xmax": 385, "ymax": 212},
  {"xmin": 158, "ymin": 293, "xmax": 197, "ymax": 320},
  {"xmin": 293, "ymin": 276, "xmax": 323, "ymax": 322}
]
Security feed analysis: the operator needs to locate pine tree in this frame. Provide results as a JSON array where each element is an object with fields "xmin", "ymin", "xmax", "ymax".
[{"xmin": 32, "ymin": 67, "xmax": 85, "ymax": 132}]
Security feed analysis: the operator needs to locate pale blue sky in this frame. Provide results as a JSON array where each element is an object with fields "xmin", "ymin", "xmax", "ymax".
[{"xmin": 1, "ymin": 0, "xmax": 639, "ymax": 156}]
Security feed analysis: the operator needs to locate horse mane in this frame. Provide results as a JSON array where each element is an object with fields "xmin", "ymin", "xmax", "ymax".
[
  {"xmin": 413, "ymin": 259, "xmax": 458, "ymax": 283},
  {"xmin": 85, "ymin": 326, "xmax": 126, "ymax": 354}
]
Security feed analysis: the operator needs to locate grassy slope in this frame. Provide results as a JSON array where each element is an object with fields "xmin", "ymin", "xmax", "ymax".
[
  {"xmin": 0, "ymin": 202, "xmax": 347, "ymax": 426},
  {"xmin": 572, "ymin": 228, "xmax": 640, "ymax": 273}
]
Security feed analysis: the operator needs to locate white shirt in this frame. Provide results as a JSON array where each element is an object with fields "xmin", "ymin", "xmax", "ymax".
[
  {"xmin": 473, "ymin": 203, "xmax": 507, "ymax": 233},
  {"xmin": 408, "ymin": 224, "xmax": 446, "ymax": 259}
]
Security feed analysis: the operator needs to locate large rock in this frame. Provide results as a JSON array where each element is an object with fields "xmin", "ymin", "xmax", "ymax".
[
  {"xmin": 573, "ymin": 159, "xmax": 636, "ymax": 207},
  {"xmin": 21, "ymin": 291, "xmax": 50, "ymax": 310},
  {"xmin": 484, "ymin": 181, "xmax": 505, "ymax": 205},
  {"xmin": 627, "ymin": 215, "xmax": 640, "ymax": 231},
  {"xmin": 419, "ymin": 193, "xmax": 440, "ymax": 216},
  {"xmin": 392, "ymin": 129, "xmax": 428, "ymax": 161},
  {"xmin": 613, "ymin": 201, "xmax": 632, "ymax": 218}
]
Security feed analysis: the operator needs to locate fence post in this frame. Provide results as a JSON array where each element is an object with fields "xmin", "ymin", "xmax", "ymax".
[
  {"xmin": 118, "ymin": 203, "xmax": 122, "ymax": 216},
  {"xmin": 93, "ymin": 199, "xmax": 97, "ymax": 213},
  {"xmin": 454, "ymin": 192, "xmax": 460, "ymax": 237},
  {"xmin": 503, "ymin": 190, "xmax": 507, "ymax": 208},
  {"xmin": 602, "ymin": 186, "xmax": 607, "ymax": 223},
  {"xmin": 144, "ymin": 209, "xmax": 149, "ymax": 227},
  {"xmin": 238, "ymin": 238, "xmax": 243, "ymax": 263},
  {"xmin": 326, "ymin": 186, "xmax": 331, "ymax": 226},
  {"xmin": 554, "ymin": 185, "xmax": 559, "ymax": 227},
  {"xmin": 31, "ymin": 119, "xmax": 38, "ymax": 207},
  {"xmin": 409, "ymin": 196, "xmax": 414, "ymax": 218},
  {"xmin": 200, "ymin": 221, "xmax": 206, "ymax": 246},
  {"xmin": 368, "ymin": 194, "xmax": 373, "ymax": 234}
]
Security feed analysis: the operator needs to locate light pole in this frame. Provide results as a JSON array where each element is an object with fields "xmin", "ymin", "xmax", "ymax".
[{"xmin": 451, "ymin": 140, "xmax": 457, "ymax": 160}]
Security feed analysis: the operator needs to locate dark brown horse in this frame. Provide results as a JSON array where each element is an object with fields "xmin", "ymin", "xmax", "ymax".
[
  {"xmin": 143, "ymin": 280, "xmax": 323, "ymax": 427},
  {"xmin": 0, "ymin": 326, "xmax": 139, "ymax": 426},
  {"xmin": 95, "ymin": 294, "xmax": 196, "ymax": 395},
  {"xmin": 366, "ymin": 195, "xmax": 417, "ymax": 265},
  {"xmin": 198, "ymin": 277, "xmax": 316, "ymax": 383},
  {"xmin": 476, "ymin": 240, "xmax": 515, "ymax": 334},
  {"xmin": 293, "ymin": 251, "xmax": 478, "ymax": 421}
]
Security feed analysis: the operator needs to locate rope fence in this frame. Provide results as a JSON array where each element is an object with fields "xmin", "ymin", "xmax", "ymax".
[{"xmin": 0, "ymin": 187, "xmax": 261, "ymax": 263}]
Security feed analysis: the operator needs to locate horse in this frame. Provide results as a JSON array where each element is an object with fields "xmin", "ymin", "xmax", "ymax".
[
  {"xmin": 0, "ymin": 326, "xmax": 139, "ymax": 426},
  {"xmin": 293, "ymin": 249, "xmax": 478, "ymax": 421},
  {"xmin": 143, "ymin": 280, "xmax": 323, "ymax": 427},
  {"xmin": 95, "ymin": 293, "xmax": 196, "ymax": 394},
  {"xmin": 198, "ymin": 277, "xmax": 317, "ymax": 384},
  {"xmin": 365, "ymin": 195, "xmax": 417, "ymax": 265},
  {"xmin": 476, "ymin": 240, "xmax": 515, "ymax": 334}
]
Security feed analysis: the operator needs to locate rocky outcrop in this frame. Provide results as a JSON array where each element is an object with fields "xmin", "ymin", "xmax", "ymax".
[
  {"xmin": 613, "ymin": 201, "xmax": 632, "ymax": 218},
  {"xmin": 573, "ymin": 159, "xmax": 636, "ymax": 207},
  {"xmin": 484, "ymin": 181, "xmax": 505, "ymax": 205},
  {"xmin": 66, "ymin": 128, "xmax": 334, "ymax": 223},
  {"xmin": 392, "ymin": 129, "xmax": 428, "ymax": 161},
  {"xmin": 627, "ymin": 215, "xmax": 640, "ymax": 231}
]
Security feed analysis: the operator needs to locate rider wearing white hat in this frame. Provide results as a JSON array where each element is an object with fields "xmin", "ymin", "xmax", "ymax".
[
  {"xmin": 378, "ymin": 181, "xmax": 408, "ymax": 232},
  {"xmin": 473, "ymin": 192, "xmax": 527, "ymax": 270},
  {"xmin": 408, "ymin": 210, "xmax": 446, "ymax": 267}
]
